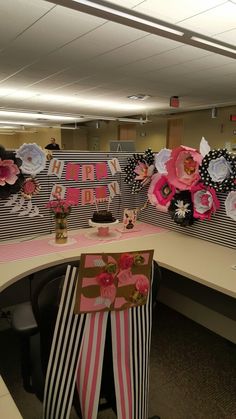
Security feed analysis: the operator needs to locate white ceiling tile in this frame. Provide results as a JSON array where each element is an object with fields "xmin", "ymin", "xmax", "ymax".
[
  {"xmin": 88, "ymin": 35, "xmax": 182, "ymax": 69},
  {"xmin": 0, "ymin": 0, "xmax": 235, "ymax": 118},
  {"xmin": 134, "ymin": 0, "xmax": 225, "ymax": 24},
  {"xmin": 0, "ymin": 0, "xmax": 54, "ymax": 49},
  {"xmin": 177, "ymin": 2, "xmax": 236, "ymax": 36},
  {"xmin": 213, "ymin": 29, "xmax": 236, "ymax": 46}
]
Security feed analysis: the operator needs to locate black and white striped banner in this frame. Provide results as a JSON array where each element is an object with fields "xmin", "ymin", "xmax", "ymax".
[{"xmin": 43, "ymin": 263, "xmax": 153, "ymax": 419}]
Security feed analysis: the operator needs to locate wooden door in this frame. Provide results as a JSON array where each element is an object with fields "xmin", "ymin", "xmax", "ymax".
[{"xmin": 166, "ymin": 118, "xmax": 183, "ymax": 149}]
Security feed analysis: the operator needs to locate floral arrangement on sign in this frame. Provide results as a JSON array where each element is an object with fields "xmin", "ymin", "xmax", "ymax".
[
  {"xmin": 74, "ymin": 250, "xmax": 154, "ymax": 313},
  {"xmin": 1, "ymin": 143, "xmax": 47, "ymax": 217},
  {"xmin": 124, "ymin": 140, "xmax": 236, "ymax": 226}
]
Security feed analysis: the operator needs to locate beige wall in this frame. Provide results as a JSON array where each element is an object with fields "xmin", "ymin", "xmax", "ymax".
[
  {"xmin": 171, "ymin": 105, "xmax": 236, "ymax": 150},
  {"xmin": 0, "ymin": 127, "xmax": 61, "ymax": 150},
  {"xmin": 61, "ymin": 127, "xmax": 88, "ymax": 150},
  {"xmin": 87, "ymin": 122, "xmax": 119, "ymax": 151},
  {"xmin": 0, "ymin": 133, "xmax": 19, "ymax": 149},
  {"xmin": 0, "ymin": 105, "xmax": 235, "ymax": 152}
]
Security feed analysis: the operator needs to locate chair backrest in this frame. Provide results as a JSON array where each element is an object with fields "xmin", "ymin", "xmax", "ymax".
[{"xmin": 30, "ymin": 261, "xmax": 80, "ymax": 372}]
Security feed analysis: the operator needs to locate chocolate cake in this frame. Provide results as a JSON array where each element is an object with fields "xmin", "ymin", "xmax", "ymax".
[{"xmin": 92, "ymin": 210, "xmax": 115, "ymax": 223}]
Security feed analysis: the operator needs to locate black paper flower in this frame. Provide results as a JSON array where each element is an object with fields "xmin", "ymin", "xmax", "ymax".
[
  {"xmin": 199, "ymin": 149, "xmax": 236, "ymax": 192},
  {"xmin": 124, "ymin": 148, "xmax": 155, "ymax": 194},
  {"xmin": 0, "ymin": 145, "xmax": 25, "ymax": 199},
  {"xmin": 168, "ymin": 190, "xmax": 196, "ymax": 227}
]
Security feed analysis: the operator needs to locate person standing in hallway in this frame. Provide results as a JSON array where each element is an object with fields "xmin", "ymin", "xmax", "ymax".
[{"xmin": 45, "ymin": 137, "xmax": 60, "ymax": 150}]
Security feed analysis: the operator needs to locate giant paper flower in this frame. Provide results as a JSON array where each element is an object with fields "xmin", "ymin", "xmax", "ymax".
[
  {"xmin": 124, "ymin": 148, "xmax": 155, "ymax": 193},
  {"xmin": 191, "ymin": 183, "xmax": 220, "ymax": 220},
  {"xmin": 168, "ymin": 190, "xmax": 196, "ymax": 227},
  {"xmin": 0, "ymin": 159, "xmax": 19, "ymax": 186},
  {"xmin": 166, "ymin": 146, "xmax": 202, "ymax": 190},
  {"xmin": 21, "ymin": 177, "xmax": 41, "ymax": 200},
  {"xmin": 199, "ymin": 149, "xmax": 236, "ymax": 192},
  {"xmin": 225, "ymin": 191, "xmax": 236, "ymax": 221},
  {"xmin": 148, "ymin": 173, "xmax": 176, "ymax": 212},
  {"xmin": 154, "ymin": 148, "xmax": 171, "ymax": 174},
  {"xmin": 16, "ymin": 143, "xmax": 46, "ymax": 175},
  {"xmin": 0, "ymin": 146, "xmax": 24, "ymax": 199}
]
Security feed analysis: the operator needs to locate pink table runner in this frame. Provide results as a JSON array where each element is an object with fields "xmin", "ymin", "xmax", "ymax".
[{"xmin": 0, "ymin": 223, "xmax": 167, "ymax": 262}]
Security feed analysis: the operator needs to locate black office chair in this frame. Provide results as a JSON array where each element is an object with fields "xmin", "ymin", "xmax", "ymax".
[{"xmin": 12, "ymin": 259, "xmax": 162, "ymax": 418}]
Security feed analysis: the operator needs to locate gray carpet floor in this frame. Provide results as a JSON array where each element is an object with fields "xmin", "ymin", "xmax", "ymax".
[{"xmin": 0, "ymin": 303, "xmax": 236, "ymax": 419}]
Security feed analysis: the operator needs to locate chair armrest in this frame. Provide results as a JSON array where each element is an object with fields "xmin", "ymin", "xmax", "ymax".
[{"xmin": 11, "ymin": 302, "xmax": 38, "ymax": 335}]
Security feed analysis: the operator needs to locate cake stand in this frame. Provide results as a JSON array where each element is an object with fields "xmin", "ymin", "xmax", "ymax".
[{"xmin": 88, "ymin": 219, "xmax": 120, "ymax": 239}]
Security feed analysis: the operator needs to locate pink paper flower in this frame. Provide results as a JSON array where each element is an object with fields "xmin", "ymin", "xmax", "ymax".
[
  {"xmin": 119, "ymin": 253, "xmax": 134, "ymax": 269},
  {"xmin": 21, "ymin": 177, "xmax": 41, "ymax": 199},
  {"xmin": 135, "ymin": 275, "xmax": 150, "ymax": 296},
  {"xmin": 148, "ymin": 173, "xmax": 176, "ymax": 212},
  {"xmin": 166, "ymin": 146, "xmax": 202, "ymax": 190},
  {"xmin": 134, "ymin": 161, "xmax": 154, "ymax": 184},
  {"xmin": 100, "ymin": 284, "xmax": 116, "ymax": 302},
  {"xmin": 96, "ymin": 272, "xmax": 114, "ymax": 287},
  {"xmin": 0, "ymin": 159, "xmax": 20, "ymax": 186},
  {"xmin": 191, "ymin": 183, "xmax": 220, "ymax": 220}
]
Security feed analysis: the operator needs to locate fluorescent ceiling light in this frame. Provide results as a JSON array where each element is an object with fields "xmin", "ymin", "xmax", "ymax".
[
  {"xmin": 191, "ymin": 37, "xmax": 236, "ymax": 55},
  {"xmin": 0, "ymin": 120, "xmax": 37, "ymax": 126},
  {"xmin": 72, "ymin": 0, "xmax": 184, "ymax": 36},
  {"xmin": 0, "ymin": 111, "xmax": 76, "ymax": 121}
]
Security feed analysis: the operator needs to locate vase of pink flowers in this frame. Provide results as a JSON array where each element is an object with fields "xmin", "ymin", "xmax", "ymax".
[{"xmin": 46, "ymin": 195, "xmax": 73, "ymax": 244}]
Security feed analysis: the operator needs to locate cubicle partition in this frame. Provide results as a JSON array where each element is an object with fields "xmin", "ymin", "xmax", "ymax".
[{"xmin": 0, "ymin": 150, "xmax": 235, "ymax": 250}]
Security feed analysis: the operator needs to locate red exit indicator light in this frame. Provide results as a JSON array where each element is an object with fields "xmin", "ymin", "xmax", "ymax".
[
  {"xmin": 170, "ymin": 96, "xmax": 179, "ymax": 108},
  {"xmin": 230, "ymin": 115, "xmax": 236, "ymax": 121}
]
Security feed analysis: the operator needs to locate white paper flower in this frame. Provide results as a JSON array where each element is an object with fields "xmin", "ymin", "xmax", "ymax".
[
  {"xmin": 207, "ymin": 156, "xmax": 232, "ymax": 182},
  {"xmin": 199, "ymin": 137, "xmax": 211, "ymax": 158},
  {"xmin": 155, "ymin": 148, "xmax": 171, "ymax": 173},
  {"xmin": 16, "ymin": 143, "xmax": 46, "ymax": 175},
  {"xmin": 225, "ymin": 191, "xmax": 236, "ymax": 221}
]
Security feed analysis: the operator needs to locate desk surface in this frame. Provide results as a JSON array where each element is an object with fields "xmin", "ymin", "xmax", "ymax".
[{"xmin": 0, "ymin": 224, "xmax": 235, "ymax": 298}]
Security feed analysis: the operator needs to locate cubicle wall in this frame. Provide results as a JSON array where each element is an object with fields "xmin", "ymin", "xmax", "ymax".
[
  {"xmin": 0, "ymin": 151, "xmax": 235, "ymax": 249},
  {"xmin": 0, "ymin": 151, "xmax": 131, "ymax": 241},
  {"xmin": 136, "ymin": 188, "xmax": 236, "ymax": 249}
]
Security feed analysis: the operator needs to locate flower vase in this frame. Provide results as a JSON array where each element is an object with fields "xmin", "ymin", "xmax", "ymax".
[{"xmin": 55, "ymin": 216, "xmax": 68, "ymax": 244}]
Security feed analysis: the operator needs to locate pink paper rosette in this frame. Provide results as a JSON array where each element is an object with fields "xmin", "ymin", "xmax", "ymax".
[
  {"xmin": 148, "ymin": 173, "xmax": 176, "ymax": 212},
  {"xmin": 21, "ymin": 177, "xmax": 41, "ymax": 199},
  {"xmin": 191, "ymin": 183, "xmax": 220, "ymax": 220},
  {"xmin": 0, "ymin": 159, "xmax": 20, "ymax": 186},
  {"xmin": 166, "ymin": 146, "xmax": 202, "ymax": 190},
  {"xmin": 0, "ymin": 146, "xmax": 25, "ymax": 199}
]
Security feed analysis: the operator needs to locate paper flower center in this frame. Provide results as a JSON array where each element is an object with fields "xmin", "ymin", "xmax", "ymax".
[{"xmin": 184, "ymin": 156, "xmax": 197, "ymax": 175}]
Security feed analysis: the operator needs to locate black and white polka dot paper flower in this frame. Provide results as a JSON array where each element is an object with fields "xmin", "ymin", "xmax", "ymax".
[
  {"xmin": 124, "ymin": 148, "xmax": 155, "ymax": 194},
  {"xmin": 168, "ymin": 190, "xmax": 196, "ymax": 227},
  {"xmin": 199, "ymin": 149, "xmax": 236, "ymax": 192}
]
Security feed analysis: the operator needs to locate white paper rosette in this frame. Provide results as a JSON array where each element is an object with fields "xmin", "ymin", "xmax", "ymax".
[
  {"xmin": 207, "ymin": 156, "xmax": 232, "ymax": 182},
  {"xmin": 225, "ymin": 191, "xmax": 236, "ymax": 221},
  {"xmin": 16, "ymin": 143, "xmax": 46, "ymax": 175},
  {"xmin": 154, "ymin": 148, "xmax": 171, "ymax": 173}
]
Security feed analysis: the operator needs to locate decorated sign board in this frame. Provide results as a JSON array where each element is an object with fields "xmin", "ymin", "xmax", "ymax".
[{"xmin": 74, "ymin": 250, "xmax": 154, "ymax": 313}]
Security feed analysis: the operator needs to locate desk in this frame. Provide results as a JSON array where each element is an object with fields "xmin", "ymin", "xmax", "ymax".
[
  {"xmin": 0, "ymin": 376, "xmax": 23, "ymax": 418},
  {"xmin": 1, "ymin": 223, "xmax": 236, "ymax": 341},
  {"xmin": 1, "ymin": 224, "xmax": 235, "ymax": 297}
]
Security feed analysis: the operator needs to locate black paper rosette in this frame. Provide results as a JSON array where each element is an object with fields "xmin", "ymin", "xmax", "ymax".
[
  {"xmin": 168, "ymin": 190, "xmax": 196, "ymax": 227},
  {"xmin": 124, "ymin": 148, "xmax": 155, "ymax": 194},
  {"xmin": 199, "ymin": 149, "xmax": 236, "ymax": 192},
  {"xmin": 0, "ymin": 145, "xmax": 25, "ymax": 199}
]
